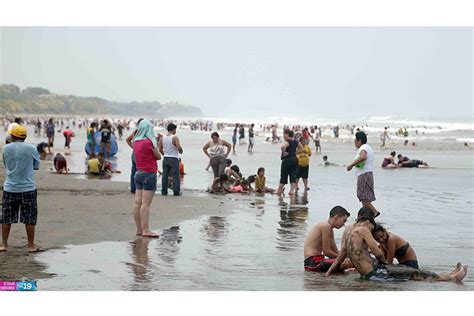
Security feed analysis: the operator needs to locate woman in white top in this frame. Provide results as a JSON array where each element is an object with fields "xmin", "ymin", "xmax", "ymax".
[{"xmin": 203, "ymin": 132, "xmax": 232, "ymax": 179}]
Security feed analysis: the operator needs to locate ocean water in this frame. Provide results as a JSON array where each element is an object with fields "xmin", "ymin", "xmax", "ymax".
[{"xmin": 1, "ymin": 121, "xmax": 473, "ymax": 290}]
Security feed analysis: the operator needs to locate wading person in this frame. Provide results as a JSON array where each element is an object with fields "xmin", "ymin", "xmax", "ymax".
[
  {"xmin": 99, "ymin": 119, "xmax": 114, "ymax": 160},
  {"xmin": 346, "ymin": 131, "xmax": 379, "ymax": 217},
  {"xmin": 0, "ymin": 125, "xmax": 44, "ymax": 253},
  {"xmin": 203, "ymin": 132, "xmax": 231, "ymax": 179},
  {"xmin": 276, "ymin": 129, "xmax": 302, "ymax": 196},
  {"xmin": 296, "ymin": 136, "xmax": 312, "ymax": 191},
  {"xmin": 159, "ymin": 123, "xmax": 183, "ymax": 196},
  {"xmin": 132, "ymin": 119, "xmax": 161, "ymax": 238}
]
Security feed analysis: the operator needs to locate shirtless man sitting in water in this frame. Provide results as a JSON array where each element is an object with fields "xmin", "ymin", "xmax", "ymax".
[
  {"xmin": 326, "ymin": 215, "xmax": 468, "ymax": 282},
  {"xmin": 304, "ymin": 206, "xmax": 353, "ymax": 272}
]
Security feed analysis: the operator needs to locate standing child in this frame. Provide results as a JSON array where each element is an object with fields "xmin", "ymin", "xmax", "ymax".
[{"xmin": 296, "ymin": 136, "xmax": 312, "ymax": 191}]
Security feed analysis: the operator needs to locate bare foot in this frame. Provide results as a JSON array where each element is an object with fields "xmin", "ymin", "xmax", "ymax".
[
  {"xmin": 452, "ymin": 266, "xmax": 468, "ymax": 282},
  {"xmin": 28, "ymin": 246, "xmax": 46, "ymax": 253},
  {"xmin": 142, "ymin": 232, "xmax": 159, "ymax": 238}
]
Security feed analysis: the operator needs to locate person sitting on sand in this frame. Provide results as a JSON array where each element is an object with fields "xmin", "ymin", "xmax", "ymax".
[
  {"xmin": 397, "ymin": 154, "xmax": 429, "ymax": 168},
  {"xmin": 326, "ymin": 215, "xmax": 468, "ymax": 282},
  {"xmin": 87, "ymin": 154, "xmax": 101, "ymax": 176},
  {"xmin": 255, "ymin": 167, "xmax": 275, "ymax": 193},
  {"xmin": 373, "ymin": 223, "xmax": 419, "ymax": 269},
  {"xmin": 304, "ymin": 206, "xmax": 353, "ymax": 272},
  {"xmin": 54, "ymin": 153, "xmax": 68, "ymax": 174},
  {"xmin": 381, "ymin": 151, "xmax": 398, "ymax": 169}
]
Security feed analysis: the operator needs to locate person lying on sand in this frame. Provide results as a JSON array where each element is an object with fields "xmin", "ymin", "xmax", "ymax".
[{"xmin": 397, "ymin": 154, "xmax": 429, "ymax": 168}]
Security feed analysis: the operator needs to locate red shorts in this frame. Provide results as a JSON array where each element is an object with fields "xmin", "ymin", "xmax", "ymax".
[{"xmin": 304, "ymin": 255, "xmax": 335, "ymax": 272}]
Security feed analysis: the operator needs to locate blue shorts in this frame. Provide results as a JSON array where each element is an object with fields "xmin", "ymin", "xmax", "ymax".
[{"xmin": 134, "ymin": 170, "xmax": 157, "ymax": 191}]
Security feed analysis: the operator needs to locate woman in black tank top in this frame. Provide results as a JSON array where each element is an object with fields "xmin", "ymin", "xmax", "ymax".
[{"xmin": 276, "ymin": 129, "xmax": 301, "ymax": 196}]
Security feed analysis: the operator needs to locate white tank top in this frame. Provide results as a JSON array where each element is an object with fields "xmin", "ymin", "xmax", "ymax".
[
  {"xmin": 209, "ymin": 142, "xmax": 225, "ymax": 157},
  {"xmin": 163, "ymin": 135, "xmax": 179, "ymax": 159}
]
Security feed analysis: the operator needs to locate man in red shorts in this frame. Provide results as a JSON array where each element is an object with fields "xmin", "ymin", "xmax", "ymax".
[{"xmin": 303, "ymin": 205, "xmax": 352, "ymax": 272}]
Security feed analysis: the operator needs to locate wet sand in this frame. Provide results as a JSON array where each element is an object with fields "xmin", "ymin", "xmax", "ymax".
[{"xmin": 0, "ymin": 153, "xmax": 237, "ymax": 281}]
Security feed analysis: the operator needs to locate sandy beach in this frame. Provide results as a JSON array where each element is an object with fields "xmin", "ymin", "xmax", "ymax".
[
  {"xmin": 0, "ymin": 123, "xmax": 472, "ymax": 290},
  {"xmin": 0, "ymin": 153, "xmax": 237, "ymax": 282}
]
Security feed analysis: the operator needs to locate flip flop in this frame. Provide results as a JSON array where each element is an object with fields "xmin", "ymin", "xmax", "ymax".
[
  {"xmin": 0, "ymin": 248, "xmax": 7, "ymax": 252},
  {"xmin": 28, "ymin": 247, "xmax": 46, "ymax": 253},
  {"xmin": 142, "ymin": 233, "xmax": 159, "ymax": 238},
  {"xmin": 374, "ymin": 211, "xmax": 381, "ymax": 218}
]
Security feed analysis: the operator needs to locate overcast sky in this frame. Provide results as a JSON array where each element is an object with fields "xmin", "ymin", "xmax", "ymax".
[{"xmin": 0, "ymin": 27, "xmax": 472, "ymax": 119}]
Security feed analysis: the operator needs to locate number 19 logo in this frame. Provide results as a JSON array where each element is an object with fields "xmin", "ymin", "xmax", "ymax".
[{"xmin": 16, "ymin": 281, "xmax": 37, "ymax": 291}]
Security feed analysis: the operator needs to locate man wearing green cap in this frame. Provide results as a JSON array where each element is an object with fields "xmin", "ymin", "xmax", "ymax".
[{"xmin": 1, "ymin": 125, "xmax": 44, "ymax": 253}]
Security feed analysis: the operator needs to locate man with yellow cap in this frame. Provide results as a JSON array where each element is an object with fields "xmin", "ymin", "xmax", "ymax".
[{"xmin": 1, "ymin": 125, "xmax": 44, "ymax": 253}]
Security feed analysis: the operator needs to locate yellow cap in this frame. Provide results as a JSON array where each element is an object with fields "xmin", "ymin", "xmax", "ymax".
[{"xmin": 10, "ymin": 125, "xmax": 27, "ymax": 138}]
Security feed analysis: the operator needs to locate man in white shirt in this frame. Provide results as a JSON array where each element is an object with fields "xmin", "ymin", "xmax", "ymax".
[
  {"xmin": 346, "ymin": 131, "xmax": 379, "ymax": 217},
  {"xmin": 158, "ymin": 123, "xmax": 183, "ymax": 196}
]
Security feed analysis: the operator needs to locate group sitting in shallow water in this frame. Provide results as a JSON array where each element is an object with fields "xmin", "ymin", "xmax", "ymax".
[
  {"xmin": 304, "ymin": 206, "xmax": 468, "ymax": 282},
  {"xmin": 209, "ymin": 163, "xmax": 275, "ymax": 194}
]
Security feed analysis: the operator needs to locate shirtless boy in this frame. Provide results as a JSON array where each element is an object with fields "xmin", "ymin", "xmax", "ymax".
[
  {"xmin": 304, "ymin": 206, "xmax": 352, "ymax": 272},
  {"xmin": 326, "ymin": 215, "xmax": 468, "ymax": 282}
]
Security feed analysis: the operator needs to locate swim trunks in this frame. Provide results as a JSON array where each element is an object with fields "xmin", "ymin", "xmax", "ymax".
[
  {"xmin": 304, "ymin": 255, "xmax": 335, "ymax": 272},
  {"xmin": 362, "ymin": 264, "xmax": 415, "ymax": 282},
  {"xmin": 399, "ymin": 260, "xmax": 419, "ymax": 270}
]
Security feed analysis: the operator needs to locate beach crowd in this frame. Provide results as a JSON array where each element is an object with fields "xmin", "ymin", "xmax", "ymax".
[{"xmin": 0, "ymin": 115, "xmax": 468, "ymax": 284}]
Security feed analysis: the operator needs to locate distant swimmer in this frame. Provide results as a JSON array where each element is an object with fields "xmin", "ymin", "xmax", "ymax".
[
  {"xmin": 397, "ymin": 154, "xmax": 429, "ymax": 168},
  {"xmin": 322, "ymin": 155, "xmax": 343, "ymax": 167},
  {"xmin": 304, "ymin": 206, "xmax": 353, "ymax": 273},
  {"xmin": 327, "ymin": 215, "xmax": 468, "ymax": 282},
  {"xmin": 381, "ymin": 151, "xmax": 398, "ymax": 169}
]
